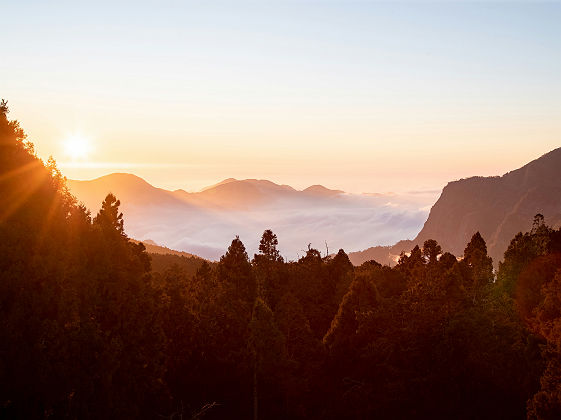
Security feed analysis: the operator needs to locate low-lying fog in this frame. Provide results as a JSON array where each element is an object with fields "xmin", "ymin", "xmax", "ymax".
[{"xmin": 68, "ymin": 174, "xmax": 440, "ymax": 260}]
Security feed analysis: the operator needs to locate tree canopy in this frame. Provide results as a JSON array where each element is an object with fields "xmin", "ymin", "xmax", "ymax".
[{"xmin": 1, "ymin": 101, "xmax": 560, "ymax": 419}]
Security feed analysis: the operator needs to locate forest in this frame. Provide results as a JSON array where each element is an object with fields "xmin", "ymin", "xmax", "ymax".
[{"xmin": 2, "ymin": 101, "xmax": 561, "ymax": 420}]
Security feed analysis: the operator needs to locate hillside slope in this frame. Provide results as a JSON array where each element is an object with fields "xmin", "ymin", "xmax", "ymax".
[{"xmin": 350, "ymin": 148, "xmax": 561, "ymax": 266}]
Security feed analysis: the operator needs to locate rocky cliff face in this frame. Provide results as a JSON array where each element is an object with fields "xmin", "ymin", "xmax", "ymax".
[{"xmin": 350, "ymin": 148, "xmax": 561, "ymax": 266}]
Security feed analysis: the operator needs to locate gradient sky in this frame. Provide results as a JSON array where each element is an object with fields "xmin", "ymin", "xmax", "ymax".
[{"xmin": 2, "ymin": 0, "xmax": 560, "ymax": 193}]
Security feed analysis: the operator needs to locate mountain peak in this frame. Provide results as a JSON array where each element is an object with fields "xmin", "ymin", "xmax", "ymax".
[
  {"xmin": 201, "ymin": 178, "xmax": 238, "ymax": 191},
  {"xmin": 67, "ymin": 172, "xmax": 183, "ymax": 212},
  {"xmin": 413, "ymin": 147, "xmax": 561, "ymax": 264},
  {"xmin": 91, "ymin": 172, "xmax": 150, "ymax": 185},
  {"xmin": 348, "ymin": 147, "xmax": 561, "ymax": 267},
  {"xmin": 303, "ymin": 184, "xmax": 344, "ymax": 196},
  {"xmin": 67, "ymin": 172, "xmax": 154, "ymax": 192}
]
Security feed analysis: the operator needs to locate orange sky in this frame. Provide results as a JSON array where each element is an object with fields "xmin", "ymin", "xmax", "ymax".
[{"xmin": 3, "ymin": 2, "xmax": 560, "ymax": 193}]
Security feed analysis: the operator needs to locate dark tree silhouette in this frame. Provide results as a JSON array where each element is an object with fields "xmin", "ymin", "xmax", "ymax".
[{"xmin": 2, "ymin": 100, "xmax": 560, "ymax": 419}]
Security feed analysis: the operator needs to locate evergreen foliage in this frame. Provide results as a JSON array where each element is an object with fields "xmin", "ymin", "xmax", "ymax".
[{"xmin": 1, "ymin": 102, "xmax": 561, "ymax": 419}]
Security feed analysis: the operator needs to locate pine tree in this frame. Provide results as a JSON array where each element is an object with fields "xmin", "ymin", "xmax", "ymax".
[
  {"xmin": 257, "ymin": 229, "xmax": 283, "ymax": 263},
  {"xmin": 323, "ymin": 273, "xmax": 379, "ymax": 356},
  {"xmin": 248, "ymin": 298, "xmax": 286, "ymax": 420},
  {"xmin": 422, "ymin": 239, "xmax": 442, "ymax": 265},
  {"xmin": 463, "ymin": 232, "xmax": 493, "ymax": 302},
  {"xmin": 218, "ymin": 236, "xmax": 256, "ymax": 304},
  {"xmin": 93, "ymin": 193, "xmax": 125, "ymax": 235}
]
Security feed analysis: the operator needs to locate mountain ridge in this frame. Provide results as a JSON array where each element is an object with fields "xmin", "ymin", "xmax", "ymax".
[
  {"xmin": 66, "ymin": 174, "xmax": 431, "ymax": 260},
  {"xmin": 68, "ymin": 175, "xmax": 352, "ymax": 211},
  {"xmin": 68, "ymin": 148, "xmax": 561, "ymax": 265},
  {"xmin": 349, "ymin": 147, "xmax": 561, "ymax": 266}
]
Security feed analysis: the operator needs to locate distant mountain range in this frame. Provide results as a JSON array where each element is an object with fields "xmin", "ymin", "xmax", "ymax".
[
  {"xmin": 68, "ymin": 148, "xmax": 561, "ymax": 264},
  {"xmin": 69, "ymin": 174, "xmax": 358, "ymax": 213},
  {"xmin": 348, "ymin": 148, "xmax": 561, "ymax": 266},
  {"xmin": 67, "ymin": 175, "xmax": 433, "ymax": 260}
]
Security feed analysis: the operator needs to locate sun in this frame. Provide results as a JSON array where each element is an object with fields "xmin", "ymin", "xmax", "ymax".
[{"xmin": 63, "ymin": 134, "xmax": 92, "ymax": 160}]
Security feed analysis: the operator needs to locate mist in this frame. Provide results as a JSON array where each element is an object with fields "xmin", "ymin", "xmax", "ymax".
[{"xmin": 68, "ymin": 174, "xmax": 438, "ymax": 260}]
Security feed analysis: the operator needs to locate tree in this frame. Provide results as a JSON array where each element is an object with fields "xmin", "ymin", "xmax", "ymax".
[
  {"xmin": 515, "ymin": 254, "xmax": 561, "ymax": 327},
  {"xmin": 397, "ymin": 244, "xmax": 425, "ymax": 278},
  {"xmin": 531, "ymin": 213, "xmax": 552, "ymax": 256},
  {"xmin": 291, "ymin": 246, "xmax": 331, "ymax": 338},
  {"xmin": 323, "ymin": 273, "xmax": 379, "ymax": 357},
  {"xmin": 498, "ymin": 216, "xmax": 555, "ymax": 296},
  {"xmin": 218, "ymin": 236, "xmax": 256, "ymax": 304},
  {"xmin": 253, "ymin": 230, "xmax": 286, "ymax": 309},
  {"xmin": 257, "ymin": 229, "xmax": 283, "ymax": 263},
  {"xmin": 528, "ymin": 271, "xmax": 561, "ymax": 419},
  {"xmin": 248, "ymin": 298, "xmax": 286, "ymax": 420},
  {"xmin": 439, "ymin": 252, "xmax": 458, "ymax": 272},
  {"xmin": 422, "ymin": 239, "xmax": 442, "ymax": 265},
  {"xmin": 0, "ymin": 103, "xmax": 166, "ymax": 418},
  {"xmin": 463, "ymin": 232, "xmax": 493, "ymax": 302},
  {"xmin": 93, "ymin": 193, "xmax": 125, "ymax": 235},
  {"xmin": 328, "ymin": 249, "xmax": 354, "ymax": 308}
]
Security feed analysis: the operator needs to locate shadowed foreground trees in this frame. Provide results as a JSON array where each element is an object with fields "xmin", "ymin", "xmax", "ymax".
[
  {"xmin": 0, "ymin": 102, "xmax": 165, "ymax": 418},
  {"xmin": 2, "ymin": 101, "xmax": 561, "ymax": 419}
]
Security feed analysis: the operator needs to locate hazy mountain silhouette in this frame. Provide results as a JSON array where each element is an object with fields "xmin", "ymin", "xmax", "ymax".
[
  {"xmin": 303, "ymin": 185, "xmax": 345, "ymax": 197},
  {"xmin": 68, "ymin": 148, "xmax": 561, "ymax": 264},
  {"xmin": 199, "ymin": 177, "xmax": 237, "ymax": 191},
  {"xmin": 68, "ymin": 173, "xmax": 188, "ymax": 211},
  {"xmin": 130, "ymin": 238, "xmax": 201, "ymax": 259},
  {"xmin": 349, "ymin": 148, "xmax": 561, "ymax": 266},
  {"xmin": 180, "ymin": 179, "xmax": 298, "ymax": 209},
  {"xmin": 67, "ymin": 176, "xmax": 432, "ymax": 260}
]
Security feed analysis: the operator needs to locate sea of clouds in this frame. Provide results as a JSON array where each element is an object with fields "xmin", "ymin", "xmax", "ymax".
[{"xmin": 123, "ymin": 190, "xmax": 439, "ymax": 261}]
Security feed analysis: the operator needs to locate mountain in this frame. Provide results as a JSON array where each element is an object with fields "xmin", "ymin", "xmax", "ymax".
[
  {"xmin": 303, "ymin": 185, "xmax": 345, "ymax": 197},
  {"xmin": 68, "ymin": 173, "xmax": 187, "ymax": 211},
  {"xmin": 182, "ymin": 179, "xmax": 298, "ymax": 209},
  {"xmin": 69, "ymin": 149, "xmax": 561, "ymax": 265},
  {"xmin": 349, "ymin": 148, "xmax": 561, "ymax": 266},
  {"xmin": 67, "ymin": 175, "xmax": 432, "ymax": 261},
  {"xmin": 348, "ymin": 240, "xmax": 413, "ymax": 266},
  {"xmin": 130, "ymin": 239, "xmax": 201, "ymax": 259},
  {"xmin": 200, "ymin": 178, "xmax": 237, "ymax": 191}
]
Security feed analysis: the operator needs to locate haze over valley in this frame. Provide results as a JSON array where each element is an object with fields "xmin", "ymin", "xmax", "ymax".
[
  {"xmin": 68, "ymin": 174, "xmax": 438, "ymax": 260},
  {"xmin": 67, "ymin": 147, "xmax": 561, "ymax": 266}
]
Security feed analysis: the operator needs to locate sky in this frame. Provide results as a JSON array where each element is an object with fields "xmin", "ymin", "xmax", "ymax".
[{"xmin": 2, "ymin": 0, "xmax": 560, "ymax": 194}]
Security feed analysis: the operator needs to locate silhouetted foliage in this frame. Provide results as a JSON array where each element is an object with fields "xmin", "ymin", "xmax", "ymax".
[{"xmin": 2, "ymin": 102, "xmax": 561, "ymax": 419}]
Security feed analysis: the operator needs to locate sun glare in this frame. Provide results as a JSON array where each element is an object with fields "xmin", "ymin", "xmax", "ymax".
[{"xmin": 63, "ymin": 135, "xmax": 91, "ymax": 160}]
